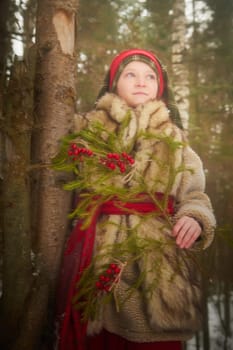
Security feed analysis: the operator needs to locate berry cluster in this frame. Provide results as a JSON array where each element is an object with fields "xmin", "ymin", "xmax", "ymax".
[
  {"xmin": 100, "ymin": 152, "xmax": 135, "ymax": 173},
  {"xmin": 95, "ymin": 263, "xmax": 121, "ymax": 292},
  {"xmin": 67, "ymin": 144, "xmax": 134, "ymax": 174},
  {"xmin": 68, "ymin": 143, "xmax": 93, "ymax": 161}
]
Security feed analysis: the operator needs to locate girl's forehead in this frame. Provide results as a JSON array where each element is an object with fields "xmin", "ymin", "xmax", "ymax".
[{"xmin": 123, "ymin": 60, "xmax": 155, "ymax": 71}]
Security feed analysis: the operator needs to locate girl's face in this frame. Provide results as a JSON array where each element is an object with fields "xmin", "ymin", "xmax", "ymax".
[{"xmin": 116, "ymin": 61, "xmax": 159, "ymax": 108}]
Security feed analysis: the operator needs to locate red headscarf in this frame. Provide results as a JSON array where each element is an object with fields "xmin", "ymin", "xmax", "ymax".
[
  {"xmin": 96, "ymin": 48, "xmax": 183, "ymax": 129},
  {"xmin": 109, "ymin": 49, "xmax": 165, "ymax": 98}
]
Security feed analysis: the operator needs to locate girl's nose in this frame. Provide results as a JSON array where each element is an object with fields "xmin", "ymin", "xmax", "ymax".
[{"xmin": 135, "ymin": 75, "xmax": 146, "ymax": 86}]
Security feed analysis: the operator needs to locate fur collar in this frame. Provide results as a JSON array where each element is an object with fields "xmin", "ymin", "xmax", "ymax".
[{"xmin": 96, "ymin": 93, "xmax": 171, "ymax": 130}]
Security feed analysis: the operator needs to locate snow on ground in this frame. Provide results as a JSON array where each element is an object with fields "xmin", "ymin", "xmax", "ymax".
[{"xmin": 186, "ymin": 293, "xmax": 233, "ymax": 350}]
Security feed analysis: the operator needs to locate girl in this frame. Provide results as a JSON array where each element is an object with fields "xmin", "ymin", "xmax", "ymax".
[{"xmin": 55, "ymin": 49, "xmax": 216, "ymax": 350}]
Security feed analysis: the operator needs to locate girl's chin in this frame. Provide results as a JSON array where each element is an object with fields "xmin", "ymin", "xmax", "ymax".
[{"xmin": 128, "ymin": 97, "xmax": 153, "ymax": 107}]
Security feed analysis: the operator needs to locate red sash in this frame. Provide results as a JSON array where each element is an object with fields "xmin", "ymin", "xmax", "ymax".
[{"xmin": 56, "ymin": 193, "xmax": 175, "ymax": 350}]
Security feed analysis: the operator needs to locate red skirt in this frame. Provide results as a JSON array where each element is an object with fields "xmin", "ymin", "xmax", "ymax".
[{"xmin": 86, "ymin": 329, "xmax": 183, "ymax": 350}]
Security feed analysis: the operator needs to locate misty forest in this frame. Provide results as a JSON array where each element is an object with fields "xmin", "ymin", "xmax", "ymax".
[{"xmin": 0, "ymin": 0, "xmax": 232, "ymax": 349}]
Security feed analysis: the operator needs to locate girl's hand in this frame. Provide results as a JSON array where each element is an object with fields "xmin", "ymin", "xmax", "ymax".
[{"xmin": 172, "ymin": 216, "xmax": 202, "ymax": 249}]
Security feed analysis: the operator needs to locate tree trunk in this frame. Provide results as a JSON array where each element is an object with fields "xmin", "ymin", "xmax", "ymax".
[
  {"xmin": 0, "ymin": 0, "xmax": 11, "ymax": 274},
  {"xmin": 22, "ymin": 0, "xmax": 37, "ymax": 57},
  {"xmin": 1, "ymin": 0, "xmax": 79, "ymax": 349},
  {"xmin": 202, "ymin": 277, "xmax": 210, "ymax": 350},
  {"xmin": 30, "ymin": 0, "xmax": 78, "ymax": 347},
  {"xmin": 0, "ymin": 53, "xmax": 35, "ymax": 349},
  {"xmin": 33, "ymin": 0, "xmax": 77, "ymax": 291},
  {"xmin": 0, "ymin": 0, "xmax": 11, "ymax": 88},
  {"xmin": 171, "ymin": 0, "xmax": 190, "ymax": 130}
]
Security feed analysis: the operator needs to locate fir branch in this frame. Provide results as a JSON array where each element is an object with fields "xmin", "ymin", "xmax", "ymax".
[
  {"xmin": 72, "ymin": 230, "xmax": 176, "ymax": 322},
  {"xmin": 52, "ymin": 118, "xmax": 201, "ymax": 323}
]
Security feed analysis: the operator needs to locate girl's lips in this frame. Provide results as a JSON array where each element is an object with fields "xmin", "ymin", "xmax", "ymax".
[{"xmin": 133, "ymin": 92, "xmax": 147, "ymax": 95}]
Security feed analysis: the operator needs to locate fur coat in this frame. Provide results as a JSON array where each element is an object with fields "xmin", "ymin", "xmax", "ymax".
[{"xmin": 74, "ymin": 93, "xmax": 216, "ymax": 342}]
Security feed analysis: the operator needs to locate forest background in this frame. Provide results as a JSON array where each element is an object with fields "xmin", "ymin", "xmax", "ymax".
[{"xmin": 0, "ymin": 0, "xmax": 232, "ymax": 349}]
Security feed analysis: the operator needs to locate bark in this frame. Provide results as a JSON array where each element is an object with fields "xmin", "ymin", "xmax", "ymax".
[
  {"xmin": 202, "ymin": 277, "xmax": 210, "ymax": 350},
  {"xmin": 0, "ymin": 0, "xmax": 11, "ymax": 88},
  {"xmin": 0, "ymin": 0, "xmax": 11, "ymax": 263},
  {"xmin": 29, "ymin": 0, "xmax": 78, "ymax": 347},
  {"xmin": 171, "ymin": 0, "xmax": 190, "ymax": 130},
  {"xmin": 223, "ymin": 281, "xmax": 231, "ymax": 349},
  {"xmin": 1, "ymin": 0, "xmax": 78, "ymax": 348},
  {"xmin": 33, "ymin": 0, "xmax": 77, "ymax": 290},
  {"xmin": 0, "ymin": 53, "xmax": 35, "ymax": 348},
  {"xmin": 23, "ymin": 0, "xmax": 37, "ymax": 57},
  {"xmin": 189, "ymin": 0, "xmax": 200, "ymax": 125}
]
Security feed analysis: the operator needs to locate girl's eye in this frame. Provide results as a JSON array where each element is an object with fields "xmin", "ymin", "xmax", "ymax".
[
  {"xmin": 125, "ymin": 72, "xmax": 135, "ymax": 78},
  {"xmin": 146, "ymin": 74, "xmax": 156, "ymax": 80}
]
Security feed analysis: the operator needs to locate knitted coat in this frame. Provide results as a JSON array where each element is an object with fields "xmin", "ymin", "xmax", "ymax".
[{"xmin": 74, "ymin": 93, "xmax": 216, "ymax": 343}]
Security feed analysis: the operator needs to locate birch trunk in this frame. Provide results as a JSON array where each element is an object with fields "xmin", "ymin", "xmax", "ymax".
[{"xmin": 172, "ymin": 0, "xmax": 190, "ymax": 130}]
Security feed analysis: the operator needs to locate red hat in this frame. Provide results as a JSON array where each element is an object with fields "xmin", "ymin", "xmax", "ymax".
[{"xmin": 109, "ymin": 49, "xmax": 165, "ymax": 98}]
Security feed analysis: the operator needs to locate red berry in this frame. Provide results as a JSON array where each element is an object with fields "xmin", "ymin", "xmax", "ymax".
[
  {"xmin": 95, "ymin": 281, "xmax": 102, "ymax": 289},
  {"xmin": 108, "ymin": 162, "xmax": 116, "ymax": 170},
  {"xmin": 114, "ymin": 267, "xmax": 121, "ymax": 274},
  {"xmin": 104, "ymin": 285, "xmax": 110, "ymax": 292},
  {"xmin": 99, "ymin": 275, "xmax": 106, "ymax": 281},
  {"xmin": 68, "ymin": 150, "xmax": 73, "ymax": 156},
  {"xmin": 71, "ymin": 143, "xmax": 77, "ymax": 149},
  {"xmin": 110, "ymin": 263, "xmax": 117, "ymax": 270},
  {"xmin": 128, "ymin": 158, "xmax": 135, "ymax": 164},
  {"xmin": 106, "ymin": 268, "xmax": 113, "ymax": 275},
  {"xmin": 87, "ymin": 150, "xmax": 93, "ymax": 156},
  {"xmin": 113, "ymin": 153, "xmax": 120, "ymax": 160}
]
